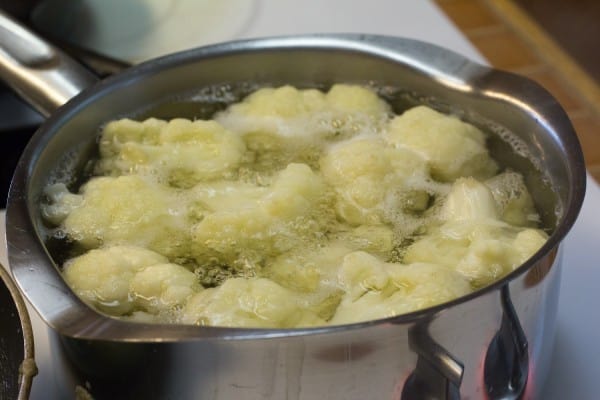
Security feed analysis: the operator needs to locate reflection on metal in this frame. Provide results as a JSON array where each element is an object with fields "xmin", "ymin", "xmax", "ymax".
[
  {"xmin": 0, "ymin": 11, "xmax": 97, "ymax": 116},
  {"xmin": 484, "ymin": 285, "xmax": 529, "ymax": 399},
  {"xmin": 401, "ymin": 320, "xmax": 463, "ymax": 400}
]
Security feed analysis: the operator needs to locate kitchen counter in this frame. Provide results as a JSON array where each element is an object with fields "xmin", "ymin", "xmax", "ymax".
[{"xmin": 2, "ymin": 1, "xmax": 599, "ymax": 398}]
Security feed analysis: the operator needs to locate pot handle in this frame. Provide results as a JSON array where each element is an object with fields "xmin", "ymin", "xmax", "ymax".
[
  {"xmin": 0, "ymin": 11, "xmax": 98, "ymax": 117},
  {"xmin": 483, "ymin": 285, "xmax": 529, "ymax": 399},
  {"xmin": 401, "ymin": 320, "xmax": 464, "ymax": 400}
]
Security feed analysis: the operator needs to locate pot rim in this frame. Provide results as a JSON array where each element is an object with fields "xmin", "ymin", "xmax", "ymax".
[{"xmin": 6, "ymin": 33, "xmax": 587, "ymax": 342}]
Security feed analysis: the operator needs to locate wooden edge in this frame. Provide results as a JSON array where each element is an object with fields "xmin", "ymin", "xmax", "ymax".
[{"xmin": 482, "ymin": 0, "xmax": 600, "ymax": 116}]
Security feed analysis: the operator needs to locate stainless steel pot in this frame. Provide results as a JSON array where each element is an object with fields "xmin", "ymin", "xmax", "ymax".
[{"xmin": 1, "ymin": 11, "xmax": 585, "ymax": 400}]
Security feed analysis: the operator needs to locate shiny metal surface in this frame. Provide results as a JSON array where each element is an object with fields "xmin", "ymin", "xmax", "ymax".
[
  {"xmin": 2, "ymin": 19, "xmax": 586, "ymax": 400},
  {"xmin": 401, "ymin": 320, "xmax": 463, "ymax": 399},
  {"xmin": 0, "ymin": 11, "xmax": 97, "ymax": 116},
  {"xmin": 484, "ymin": 286, "xmax": 529, "ymax": 399},
  {"xmin": 0, "ymin": 264, "xmax": 36, "ymax": 400}
]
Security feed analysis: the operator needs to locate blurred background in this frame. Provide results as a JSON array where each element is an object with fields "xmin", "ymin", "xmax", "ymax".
[
  {"xmin": 436, "ymin": 0, "xmax": 600, "ymax": 183},
  {"xmin": 0, "ymin": 0, "xmax": 598, "ymax": 208}
]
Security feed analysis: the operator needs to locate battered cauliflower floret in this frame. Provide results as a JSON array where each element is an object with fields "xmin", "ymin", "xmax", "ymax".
[
  {"xmin": 188, "ymin": 180, "xmax": 268, "ymax": 218},
  {"xmin": 130, "ymin": 263, "xmax": 198, "ymax": 314},
  {"xmin": 404, "ymin": 177, "xmax": 547, "ymax": 287},
  {"xmin": 216, "ymin": 84, "xmax": 390, "ymax": 140},
  {"xmin": 215, "ymin": 86, "xmax": 327, "ymax": 138},
  {"xmin": 320, "ymin": 137, "xmax": 428, "ymax": 225},
  {"xmin": 191, "ymin": 163, "xmax": 334, "ymax": 265},
  {"xmin": 334, "ymin": 224, "xmax": 395, "ymax": 256},
  {"xmin": 513, "ymin": 228, "xmax": 548, "ymax": 261},
  {"xmin": 52, "ymin": 175, "xmax": 191, "ymax": 259},
  {"xmin": 264, "ymin": 242, "xmax": 352, "ymax": 320},
  {"xmin": 226, "ymin": 85, "xmax": 327, "ymax": 119},
  {"xmin": 330, "ymin": 252, "xmax": 471, "ymax": 324},
  {"xmin": 65, "ymin": 246, "xmax": 198, "ymax": 317},
  {"xmin": 325, "ymin": 84, "xmax": 391, "ymax": 118},
  {"xmin": 485, "ymin": 170, "xmax": 539, "ymax": 226},
  {"xmin": 63, "ymin": 245, "xmax": 169, "ymax": 315},
  {"xmin": 41, "ymin": 183, "xmax": 83, "ymax": 226},
  {"xmin": 386, "ymin": 106, "xmax": 498, "ymax": 181},
  {"xmin": 181, "ymin": 278, "xmax": 325, "ymax": 328},
  {"xmin": 46, "ymin": 84, "xmax": 548, "ymax": 328},
  {"xmin": 99, "ymin": 118, "xmax": 165, "ymax": 152},
  {"xmin": 336, "ymin": 251, "xmax": 391, "ymax": 300},
  {"xmin": 440, "ymin": 177, "xmax": 500, "ymax": 221},
  {"xmin": 98, "ymin": 118, "xmax": 246, "ymax": 187},
  {"xmin": 451, "ymin": 226, "xmax": 547, "ymax": 286}
]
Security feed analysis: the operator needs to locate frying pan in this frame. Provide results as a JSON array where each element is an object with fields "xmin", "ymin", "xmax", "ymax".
[{"xmin": 0, "ymin": 10, "xmax": 586, "ymax": 400}]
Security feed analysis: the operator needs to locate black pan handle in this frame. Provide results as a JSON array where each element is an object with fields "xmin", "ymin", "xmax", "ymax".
[{"xmin": 0, "ymin": 10, "xmax": 97, "ymax": 116}]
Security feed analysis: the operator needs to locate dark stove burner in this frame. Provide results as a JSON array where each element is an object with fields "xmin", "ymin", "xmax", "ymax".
[
  {"xmin": 0, "ymin": 84, "xmax": 42, "ymax": 208},
  {"xmin": 0, "ymin": 128, "xmax": 36, "ymax": 208}
]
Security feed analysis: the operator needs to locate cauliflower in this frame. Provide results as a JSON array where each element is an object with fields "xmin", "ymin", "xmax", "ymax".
[
  {"xmin": 65, "ymin": 245, "xmax": 198, "ymax": 317},
  {"xmin": 191, "ymin": 163, "xmax": 334, "ymax": 266},
  {"xmin": 404, "ymin": 177, "xmax": 547, "ymax": 287},
  {"xmin": 52, "ymin": 175, "xmax": 191, "ymax": 260},
  {"xmin": 46, "ymin": 84, "xmax": 548, "ymax": 328},
  {"xmin": 181, "ymin": 278, "xmax": 324, "ymax": 328},
  {"xmin": 325, "ymin": 84, "xmax": 391, "ymax": 120},
  {"xmin": 334, "ymin": 224, "xmax": 395, "ymax": 256},
  {"xmin": 440, "ymin": 177, "xmax": 500, "ymax": 221},
  {"xmin": 320, "ymin": 137, "xmax": 428, "ymax": 225},
  {"xmin": 386, "ymin": 106, "xmax": 498, "ymax": 181},
  {"xmin": 63, "ymin": 246, "xmax": 169, "ymax": 315},
  {"xmin": 130, "ymin": 263, "xmax": 198, "ymax": 314},
  {"xmin": 224, "ymin": 86, "xmax": 327, "ymax": 119},
  {"xmin": 513, "ymin": 228, "xmax": 548, "ymax": 261},
  {"xmin": 189, "ymin": 180, "xmax": 268, "ymax": 217},
  {"xmin": 99, "ymin": 118, "xmax": 165, "ymax": 152},
  {"xmin": 336, "ymin": 252, "xmax": 391, "ymax": 300},
  {"xmin": 215, "ymin": 86, "xmax": 327, "ymax": 139},
  {"xmin": 41, "ymin": 183, "xmax": 83, "ymax": 225},
  {"xmin": 216, "ymin": 84, "xmax": 390, "ymax": 143},
  {"xmin": 264, "ymin": 241, "xmax": 353, "ymax": 320},
  {"xmin": 98, "ymin": 118, "xmax": 246, "ymax": 187},
  {"xmin": 485, "ymin": 170, "xmax": 539, "ymax": 226},
  {"xmin": 330, "ymin": 252, "xmax": 471, "ymax": 324}
]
